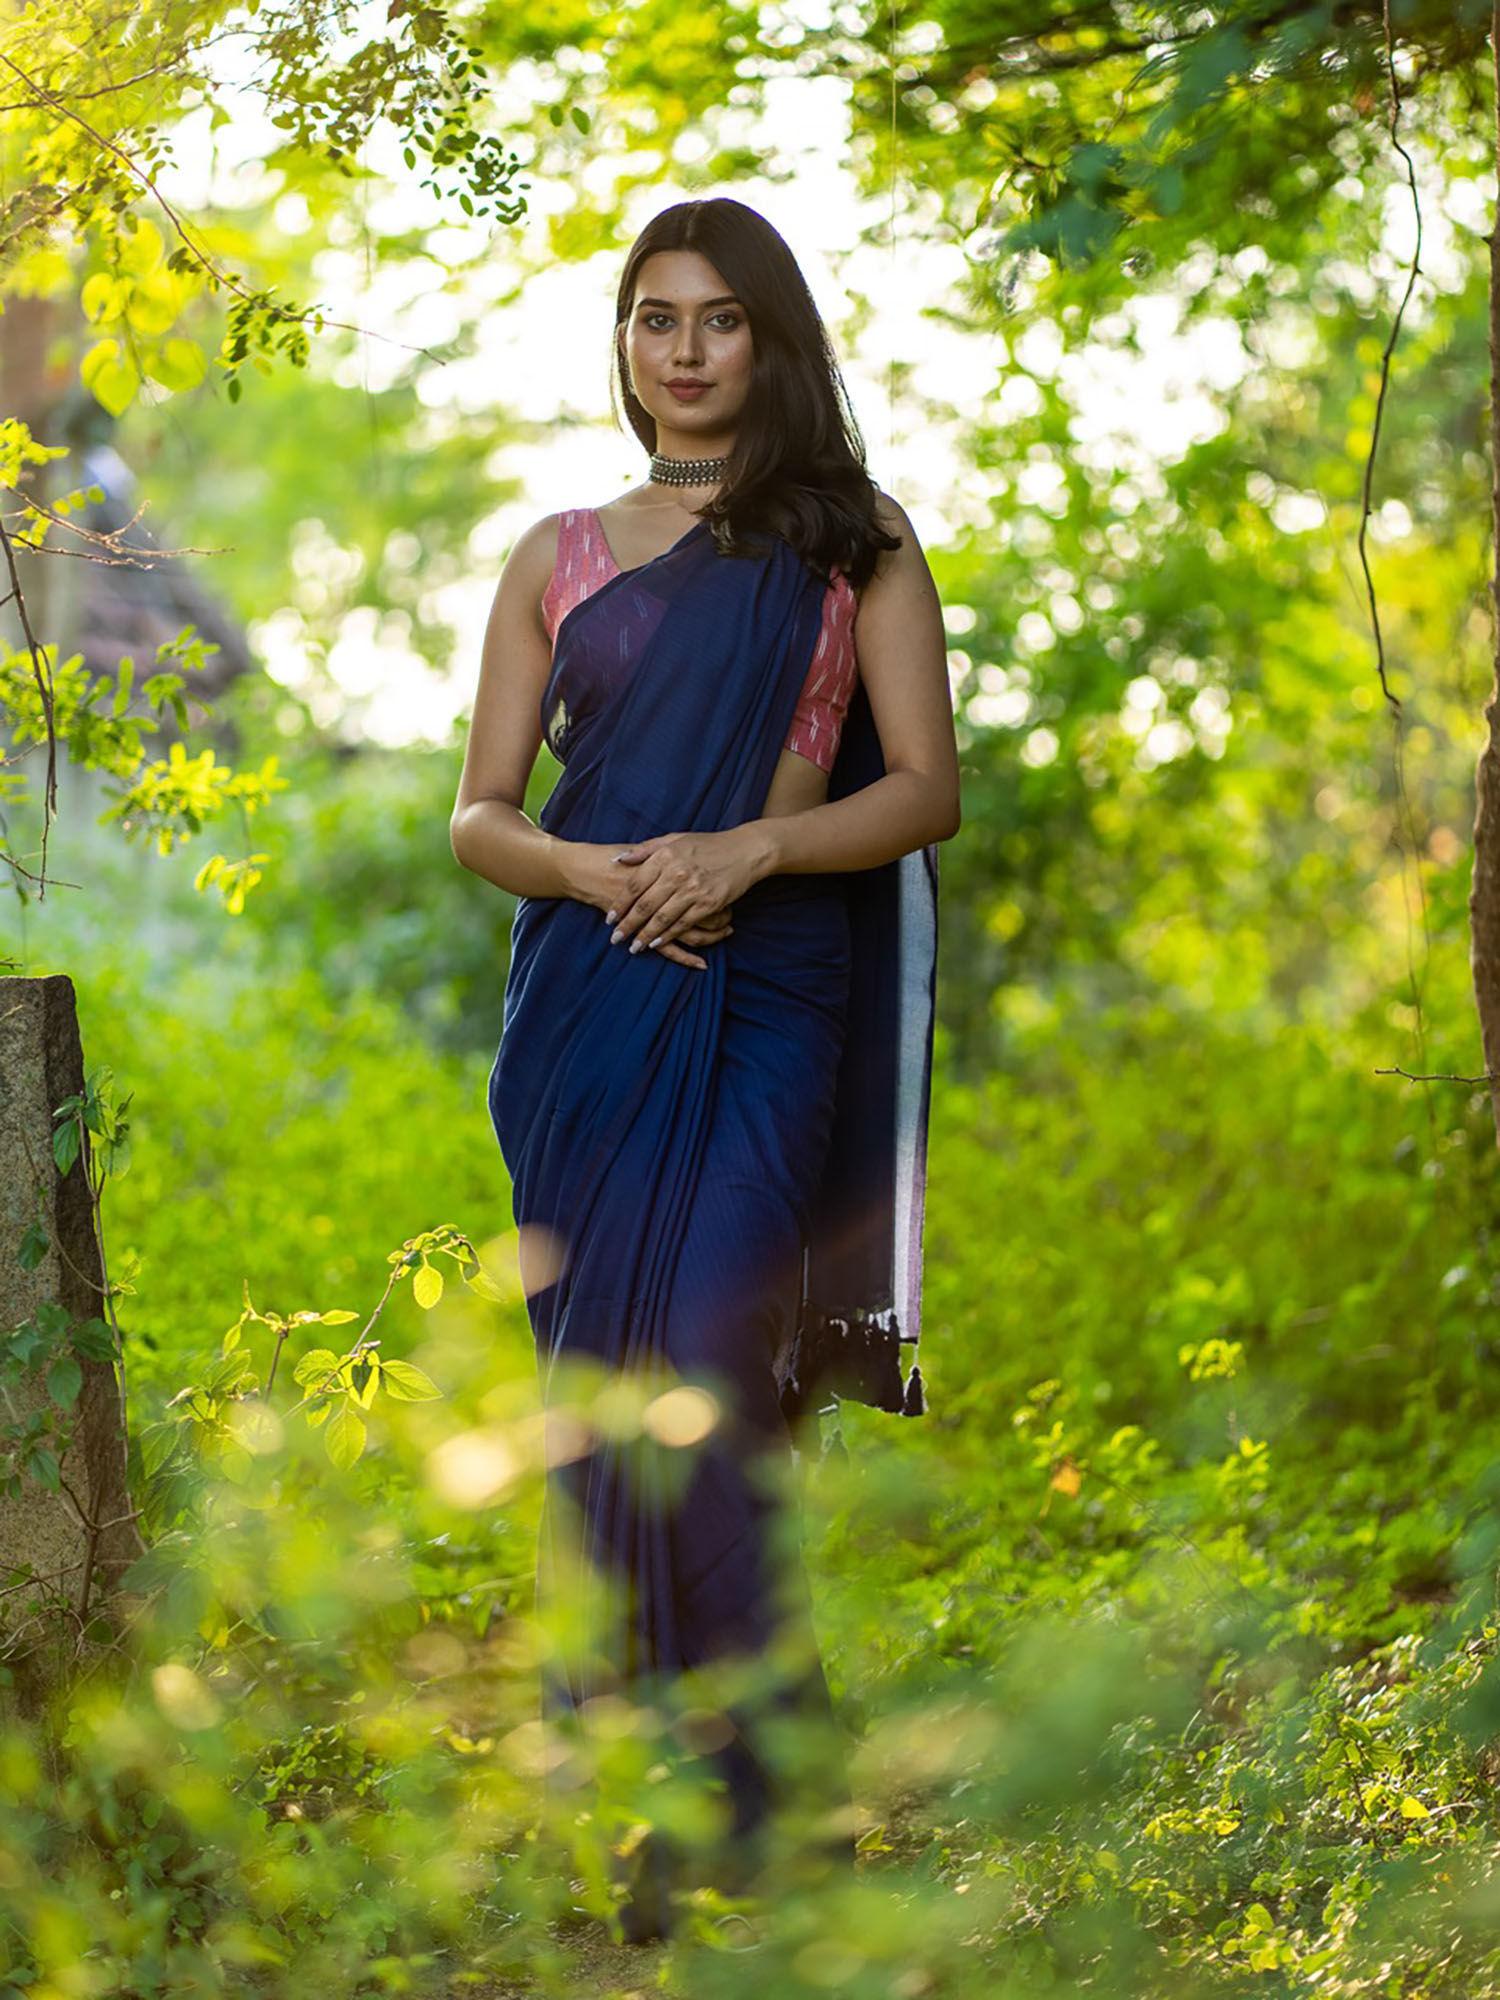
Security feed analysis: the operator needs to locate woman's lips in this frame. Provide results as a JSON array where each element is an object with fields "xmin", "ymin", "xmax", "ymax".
[{"xmin": 666, "ymin": 382, "xmax": 712, "ymax": 401}]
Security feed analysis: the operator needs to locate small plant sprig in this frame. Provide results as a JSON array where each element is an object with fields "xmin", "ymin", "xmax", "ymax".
[
  {"xmin": 142, "ymin": 1225, "xmax": 504, "ymax": 1489},
  {"xmin": 5, "ymin": 1059, "xmax": 515, "ymax": 1676},
  {"xmin": 1, "ymin": 599, "xmax": 291, "ymax": 917}
]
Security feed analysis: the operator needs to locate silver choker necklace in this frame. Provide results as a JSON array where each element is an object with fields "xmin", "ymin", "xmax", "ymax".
[{"xmin": 649, "ymin": 451, "xmax": 731, "ymax": 488}]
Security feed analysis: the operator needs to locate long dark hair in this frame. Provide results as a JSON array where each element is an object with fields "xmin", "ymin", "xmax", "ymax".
[{"xmin": 611, "ymin": 197, "xmax": 902, "ymax": 591}]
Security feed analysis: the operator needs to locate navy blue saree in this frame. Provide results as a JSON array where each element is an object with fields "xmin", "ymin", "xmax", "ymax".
[{"xmin": 487, "ymin": 514, "xmax": 939, "ymax": 1915}]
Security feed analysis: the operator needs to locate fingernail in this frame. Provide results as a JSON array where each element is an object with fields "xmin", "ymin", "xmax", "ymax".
[
  {"xmin": 647, "ymin": 936, "xmax": 660, "ymax": 949},
  {"xmin": 610, "ymin": 927, "xmax": 623, "ymax": 944},
  {"xmin": 629, "ymin": 937, "xmax": 644, "ymax": 955},
  {"xmin": 605, "ymin": 909, "xmax": 617, "ymax": 925}
]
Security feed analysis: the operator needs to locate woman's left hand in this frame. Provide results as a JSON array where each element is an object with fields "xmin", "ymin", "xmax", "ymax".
[{"xmin": 604, "ymin": 826, "xmax": 767, "ymax": 955}]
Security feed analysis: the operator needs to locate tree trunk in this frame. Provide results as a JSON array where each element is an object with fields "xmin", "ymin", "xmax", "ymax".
[{"xmin": 0, "ymin": 976, "xmax": 146, "ymax": 1714}]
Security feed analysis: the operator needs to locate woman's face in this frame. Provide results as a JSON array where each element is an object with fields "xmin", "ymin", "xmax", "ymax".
[{"xmin": 618, "ymin": 248, "xmax": 754, "ymax": 450}]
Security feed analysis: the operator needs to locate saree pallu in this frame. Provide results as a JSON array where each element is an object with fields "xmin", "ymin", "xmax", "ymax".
[{"xmin": 487, "ymin": 516, "xmax": 938, "ymax": 1890}]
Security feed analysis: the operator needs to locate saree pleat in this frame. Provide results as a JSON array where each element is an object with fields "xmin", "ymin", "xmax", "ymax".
[{"xmin": 487, "ymin": 518, "xmax": 931, "ymax": 1903}]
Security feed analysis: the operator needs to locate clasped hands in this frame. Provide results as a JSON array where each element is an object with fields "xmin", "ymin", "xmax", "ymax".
[{"xmin": 574, "ymin": 826, "xmax": 767, "ymax": 972}]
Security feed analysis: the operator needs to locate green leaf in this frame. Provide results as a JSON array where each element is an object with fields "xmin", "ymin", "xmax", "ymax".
[
  {"xmin": 46, "ymin": 1355, "xmax": 82, "ymax": 1409},
  {"xmin": 72, "ymin": 1319, "xmax": 116, "ymax": 1361},
  {"xmin": 116, "ymin": 215, "xmax": 165, "ymax": 278},
  {"xmin": 204, "ymin": 1351, "xmax": 253, "ymax": 1397},
  {"xmin": 140, "ymin": 1423, "xmax": 179, "ymax": 1477},
  {"xmin": 52, "ymin": 1122, "xmax": 80, "ymax": 1176},
  {"xmin": 351, "ymin": 1357, "xmax": 380, "ymax": 1409},
  {"xmin": 27, "ymin": 1448, "xmax": 60, "ymax": 1493},
  {"xmin": 81, "ymin": 272, "xmax": 123, "ymax": 323},
  {"xmin": 412, "ymin": 1263, "xmax": 444, "ymax": 1309},
  {"xmin": 379, "ymin": 1358, "xmax": 442, "ymax": 1402},
  {"xmin": 143, "ymin": 338, "xmax": 207, "ymax": 393},
  {"xmin": 80, "ymin": 337, "xmax": 141, "ymax": 416},
  {"xmin": 217, "ymin": 1440, "xmax": 253, "ymax": 1484},
  {"xmin": 292, "ymin": 1348, "xmax": 342, "ymax": 1388},
  {"xmin": 464, "ymin": 1265, "xmax": 508, "ymax": 1302},
  {"xmin": 16, "ymin": 1222, "xmax": 48, "ymax": 1271},
  {"xmin": 326, "ymin": 1402, "xmax": 366, "ymax": 1469},
  {"xmin": 126, "ymin": 287, "xmax": 178, "ymax": 337}
]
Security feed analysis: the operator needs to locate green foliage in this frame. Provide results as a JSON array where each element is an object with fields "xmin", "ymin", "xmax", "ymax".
[
  {"xmin": 0, "ymin": 0, "xmax": 536, "ymax": 917},
  {"xmin": 7, "ymin": 751, "xmax": 1500, "ymax": 1988},
  {"xmin": 125, "ymin": 331, "xmax": 526, "ymax": 714},
  {"xmin": 8, "ymin": 0, "xmax": 1500, "ymax": 1986},
  {"xmin": 3, "ymin": 0, "xmax": 529, "ymax": 401},
  {"xmin": 0, "ymin": 434, "xmax": 291, "ymax": 918}
]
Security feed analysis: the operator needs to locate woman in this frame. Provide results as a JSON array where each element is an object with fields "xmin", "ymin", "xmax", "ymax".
[{"xmin": 451, "ymin": 196, "xmax": 959, "ymax": 1940}]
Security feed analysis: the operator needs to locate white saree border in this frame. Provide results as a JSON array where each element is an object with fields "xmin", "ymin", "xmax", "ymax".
[
  {"xmin": 892, "ymin": 838, "xmax": 941, "ymax": 1351},
  {"xmin": 777, "ymin": 834, "xmax": 940, "ymax": 1426}
]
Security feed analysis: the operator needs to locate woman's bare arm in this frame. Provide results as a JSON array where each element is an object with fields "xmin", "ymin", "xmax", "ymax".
[
  {"xmin": 448, "ymin": 513, "xmax": 582, "ymax": 899},
  {"xmin": 449, "ymin": 515, "xmax": 731, "ymax": 970},
  {"xmin": 601, "ymin": 493, "xmax": 960, "ymax": 955},
  {"xmin": 747, "ymin": 491, "xmax": 961, "ymax": 873}
]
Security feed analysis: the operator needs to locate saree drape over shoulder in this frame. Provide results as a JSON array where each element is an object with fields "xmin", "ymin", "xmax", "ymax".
[{"xmin": 487, "ymin": 515, "xmax": 939, "ymax": 1891}]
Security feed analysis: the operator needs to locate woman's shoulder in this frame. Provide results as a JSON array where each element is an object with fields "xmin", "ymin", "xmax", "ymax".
[
  {"xmin": 510, "ymin": 505, "xmax": 611, "ymax": 587},
  {"xmin": 833, "ymin": 488, "xmax": 909, "ymax": 605},
  {"xmin": 861, "ymin": 488, "xmax": 921, "ymax": 589},
  {"xmin": 869, "ymin": 486, "xmax": 914, "ymax": 545},
  {"xmin": 510, "ymin": 508, "xmax": 565, "ymax": 569},
  {"xmin": 506, "ymin": 509, "xmax": 592, "ymax": 640}
]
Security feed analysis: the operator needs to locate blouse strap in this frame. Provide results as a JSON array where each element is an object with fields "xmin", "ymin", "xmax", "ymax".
[
  {"xmin": 553, "ymin": 506, "xmax": 582, "ymax": 559},
  {"xmin": 540, "ymin": 509, "xmax": 584, "ymax": 641}
]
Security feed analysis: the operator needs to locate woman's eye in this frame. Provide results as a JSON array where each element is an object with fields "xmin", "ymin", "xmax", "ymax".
[{"xmin": 643, "ymin": 312, "xmax": 741, "ymax": 330}]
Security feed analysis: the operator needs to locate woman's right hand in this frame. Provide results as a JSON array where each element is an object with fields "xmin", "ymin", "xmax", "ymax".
[{"xmin": 565, "ymin": 840, "xmax": 733, "ymax": 972}]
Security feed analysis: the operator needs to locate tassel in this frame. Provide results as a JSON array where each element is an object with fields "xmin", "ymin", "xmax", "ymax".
[
  {"xmin": 900, "ymin": 1360, "xmax": 926, "ymax": 1417},
  {"xmin": 780, "ymin": 1300, "xmax": 924, "ymax": 1419}
]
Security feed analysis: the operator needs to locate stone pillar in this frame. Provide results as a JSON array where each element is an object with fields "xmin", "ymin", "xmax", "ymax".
[{"xmin": 0, "ymin": 974, "xmax": 145, "ymax": 1707}]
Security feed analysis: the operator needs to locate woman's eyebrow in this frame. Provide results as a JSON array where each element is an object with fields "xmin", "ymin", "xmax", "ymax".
[{"xmin": 635, "ymin": 295, "xmax": 744, "ymax": 310}]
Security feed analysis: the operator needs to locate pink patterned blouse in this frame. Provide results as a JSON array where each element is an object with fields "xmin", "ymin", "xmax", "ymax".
[{"xmin": 540, "ymin": 507, "xmax": 858, "ymax": 774}]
